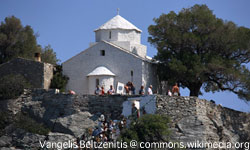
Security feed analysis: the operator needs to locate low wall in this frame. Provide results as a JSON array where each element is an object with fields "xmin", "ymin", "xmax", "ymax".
[
  {"xmin": 156, "ymin": 95, "xmax": 250, "ymax": 145},
  {"xmin": 1, "ymin": 89, "xmax": 249, "ymax": 149}
]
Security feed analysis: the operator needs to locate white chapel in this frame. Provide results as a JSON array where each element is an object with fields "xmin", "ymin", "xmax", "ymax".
[{"xmin": 62, "ymin": 14, "xmax": 158, "ymax": 94}]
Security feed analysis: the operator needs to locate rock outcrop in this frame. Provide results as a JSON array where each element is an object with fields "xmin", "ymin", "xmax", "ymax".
[
  {"xmin": 156, "ymin": 96, "xmax": 250, "ymax": 149},
  {"xmin": 0, "ymin": 89, "xmax": 249, "ymax": 149}
]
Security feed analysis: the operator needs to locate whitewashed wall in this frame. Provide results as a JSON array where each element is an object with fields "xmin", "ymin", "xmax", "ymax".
[
  {"xmin": 62, "ymin": 41, "xmax": 143, "ymax": 94},
  {"xmin": 110, "ymin": 41, "xmax": 130, "ymax": 51},
  {"xmin": 122, "ymin": 95, "xmax": 156, "ymax": 117},
  {"xmin": 95, "ymin": 29, "xmax": 141, "ymax": 44},
  {"xmin": 130, "ymin": 43, "xmax": 147, "ymax": 58},
  {"xmin": 110, "ymin": 41, "xmax": 147, "ymax": 58},
  {"xmin": 117, "ymin": 30, "xmax": 141, "ymax": 44},
  {"xmin": 142, "ymin": 61, "xmax": 158, "ymax": 93}
]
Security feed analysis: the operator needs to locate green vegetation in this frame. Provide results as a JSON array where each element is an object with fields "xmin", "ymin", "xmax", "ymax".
[
  {"xmin": 0, "ymin": 74, "xmax": 31, "ymax": 100},
  {"xmin": 148, "ymin": 4, "xmax": 250, "ymax": 101},
  {"xmin": 0, "ymin": 111, "xmax": 11, "ymax": 136},
  {"xmin": 50, "ymin": 65, "xmax": 69, "ymax": 92},
  {"xmin": 0, "ymin": 111, "xmax": 50, "ymax": 136},
  {"xmin": 0, "ymin": 16, "xmax": 58, "ymax": 65},
  {"xmin": 41, "ymin": 45, "xmax": 59, "ymax": 65},
  {"xmin": 119, "ymin": 114, "xmax": 171, "ymax": 145},
  {"xmin": 14, "ymin": 112, "xmax": 50, "ymax": 135}
]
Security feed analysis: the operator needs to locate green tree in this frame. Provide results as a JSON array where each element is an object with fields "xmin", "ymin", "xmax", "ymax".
[
  {"xmin": 0, "ymin": 16, "xmax": 40, "ymax": 64},
  {"xmin": 119, "ymin": 114, "xmax": 171, "ymax": 145},
  {"xmin": 0, "ymin": 16, "xmax": 58, "ymax": 65},
  {"xmin": 148, "ymin": 4, "xmax": 250, "ymax": 101},
  {"xmin": 50, "ymin": 65, "xmax": 69, "ymax": 92},
  {"xmin": 41, "ymin": 45, "xmax": 59, "ymax": 65}
]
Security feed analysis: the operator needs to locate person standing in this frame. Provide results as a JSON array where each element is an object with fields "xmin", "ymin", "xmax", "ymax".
[
  {"xmin": 139, "ymin": 86, "xmax": 145, "ymax": 95},
  {"xmin": 167, "ymin": 89, "xmax": 172, "ymax": 96},
  {"xmin": 100, "ymin": 86, "xmax": 105, "ymax": 96},
  {"xmin": 95, "ymin": 86, "xmax": 100, "ymax": 95},
  {"xmin": 107, "ymin": 85, "xmax": 115, "ymax": 95},
  {"xmin": 147, "ymin": 85, "xmax": 153, "ymax": 95},
  {"xmin": 125, "ymin": 82, "xmax": 130, "ymax": 95},
  {"xmin": 131, "ymin": 102, "xmax": 139, "ymax": 120},
  {"xmin": 172, "ymin": 83, "xmax": 180, "ymax": 96},
  {"xmin": 130, "ymin": 82, "xmax": 136, "ymax": 95}
]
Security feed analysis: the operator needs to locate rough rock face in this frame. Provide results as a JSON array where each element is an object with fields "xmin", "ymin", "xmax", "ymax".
[
  {"xmin": 156, "ymin": 96, "xmax": 250, "ymax": 149},
  {"xmin": 0, "ymin": 89, "xmax": 134, "ymax": 149},
  {"xmin": 20, "ymin": 89, "xmax": 131, "ymax": 137},
  {"xmin": 0, "ymin": 89, "xmax": 249, "ymax": 149}
]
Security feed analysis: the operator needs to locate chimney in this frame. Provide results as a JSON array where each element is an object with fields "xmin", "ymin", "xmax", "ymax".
[{"xmin": 34, "ymin": 52, "xmax": 41, "ymax": 62}]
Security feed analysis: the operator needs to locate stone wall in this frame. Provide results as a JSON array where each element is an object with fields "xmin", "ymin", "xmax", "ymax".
[
  {"xmin": 0, "ymin": 58, "xmax": 53, "ymax": 89},
  {"xmin": 17, "ymin": 90, "xmax": 250, "ymax": 142},
  {"xmin": 19, "ymin": 89, "xmax": 140, "ymax": 137},
  {"xmin": 156, "ymin": 96, "xmax": 198, "ymax": 123},
  {"xmin": 43, "ymin": 63, "xmax": 54, "ymax": 89},
  {"xmin": 0, "ymin": 90, "xmax": 249, "ymax": 149},
  {"xmin": 156, "ymin": 96, "xmax": 250, "ymax": 146}
]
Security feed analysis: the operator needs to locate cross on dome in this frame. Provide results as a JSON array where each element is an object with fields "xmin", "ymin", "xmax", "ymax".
[{"xmin": 117, "ymin": 8, "xmax": 120, "ymax": 15}]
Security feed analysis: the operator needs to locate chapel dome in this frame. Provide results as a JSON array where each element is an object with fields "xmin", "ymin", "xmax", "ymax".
[
  {"xmin": 94, "ymin": 15, "xmax": 142, "ymax": 32},
  {"xmin": 87, "ymin": 66, "xmax": 115, "ymax": 76}
]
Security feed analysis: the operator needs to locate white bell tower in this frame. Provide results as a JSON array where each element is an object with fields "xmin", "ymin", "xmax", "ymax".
[{"xmin": 93, "ymin": 14, "xmax": 147, "ymax": 58}]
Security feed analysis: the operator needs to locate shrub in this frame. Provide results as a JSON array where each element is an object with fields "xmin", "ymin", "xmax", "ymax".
[
  {"xmin": 50, "ymin": 65, "xmax": 69, "ymax": 92},
  {"xmin": 14, "ymin": 112, "xmax": 50, "ymax": 135},
  {"xmin": 1, "ymin": 111, "xmax": 50, "ymax": 136},
  {"xmin": 0, "ymin": 111, "xmax": 11, "ymax": 136},
  {"xmin": 0, "ymin": 74, "xmax": 31, "ymax": 100},
  {"xmin": 119, "ymin": 114, "xmax": 171, "ymax": 143}
]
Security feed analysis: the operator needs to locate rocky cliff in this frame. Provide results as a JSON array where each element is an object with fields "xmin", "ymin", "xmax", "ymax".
[
  {"xmin": 156, "ymin": 96, "xmax": 250, "ymax": 148},
  {"xmin": 0, "ymin": 89, "xmax": 249, "ymax": 149}
]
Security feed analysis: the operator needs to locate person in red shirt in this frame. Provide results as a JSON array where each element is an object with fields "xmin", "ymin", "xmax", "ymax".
[{"xmin": 101, "ymin": 86, "xmax": 105, "ymax": 96}]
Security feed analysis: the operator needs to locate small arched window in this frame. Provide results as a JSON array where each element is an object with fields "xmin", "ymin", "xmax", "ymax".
[
  {"xmin": 96, "ymin": 79, "xmax": 99, "ymax": 87},
  {"xmin": 100, "ymin": 50, "xmax": 105, "ymax": 56},
  {"xmin": 131, "ymin": 70, "xmax": 133, "ymax": 82},
  {"xmin": 109, "ymin": 31, "xmax": 112, "ymax": 39}
]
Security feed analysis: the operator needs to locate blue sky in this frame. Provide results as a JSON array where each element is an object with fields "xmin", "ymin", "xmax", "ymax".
[{"xmin": 1, "ymin": 0, "xmax": 250, "ymax": 112}]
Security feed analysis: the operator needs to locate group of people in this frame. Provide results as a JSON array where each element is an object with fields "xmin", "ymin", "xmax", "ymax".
[
  {"xmin": 124, "ymin": 82, "xmax": 136, "ymax": 95},
  {"xmin": 139, "ymin": 85, "xmax": 153, "ymax": 95},
  {"xmin": 95, "ymin": 85, "xmax": 115, "ymax": 96},
  {"xmin": 94, "ymin": 82, "xmax": 154, "ymax": 95},
  {"xmin": 77, "ymin": 101, "xmax": 142, "ymax": 145},
  {"xmin": 77, "ymin": 114, "xmax": 128, "ymax": 144},
  {"xmin": 78, "ymin": 83, "xmax": 179, "ymax": 96},
  {"xmin": 125, "ymin": 82, "xmax": 154, "ymax": 95},
  {"xmin": 167, "ymin": 83, "xmax": 180, "ymax": 96}
]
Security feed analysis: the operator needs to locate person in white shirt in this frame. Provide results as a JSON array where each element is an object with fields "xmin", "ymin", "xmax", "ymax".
[
  {"xmin": 95, "ymin": 86, "xmax": 100, "ymax": 95},
  {"xmin": 107, "ymin": 85, "xmax": 115, "ymax": 95},
  {"xmin": 147, "ymin": 85, "xmax": 153, "ymax": 95},
  {"xmin": 168, "ymin": 90, "xmax": 172, "ymax": 96}
]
